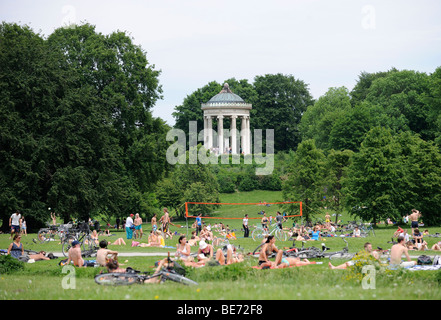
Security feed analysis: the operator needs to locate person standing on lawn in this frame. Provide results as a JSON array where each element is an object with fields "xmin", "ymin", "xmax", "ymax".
[
  {"xmin": 243, "ymin": 214, "xmax": 249, "ymax": 238},
  {"xmin": 125, "ymin": 214, "xmax": 134, "ymax": 240}
]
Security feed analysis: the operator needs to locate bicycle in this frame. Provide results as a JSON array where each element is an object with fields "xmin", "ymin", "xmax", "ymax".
[
  {"xmin": 284, "ymin": 241, "xmax": 326, "ymax": 259},
  {"xmin": 37, "ymin": 223, "xmax": 73, "ymax": 244},
  {"xmin": 95, "ymin": 254, "xmax": 198, "ymax": 286},
  {"xmin": 359, "ymin": 223, "xmax": 376, "ymax": 237},
  {"xmin": 323, "ymin": 237, "xmax": 355, "ymax": 260},
  {"xmin": 61, "ymin": 222, "xmax": 98, "ymax": 257},
  {"xmin": 252, "ymin": 224, "xmax": 287, "ymax": 242}
]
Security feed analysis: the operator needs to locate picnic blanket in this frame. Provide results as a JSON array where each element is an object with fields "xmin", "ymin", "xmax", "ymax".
[{"xmin": 408, "ymin": 265, "xmax": 441, "ymax": 271}]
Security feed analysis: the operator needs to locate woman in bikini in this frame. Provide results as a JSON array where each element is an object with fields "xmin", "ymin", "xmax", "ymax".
[
  {"xmin": 261, "ymin": 213, "xmax": 269, "ymax": 232},
  {"xmin": 175, "ymin": 235, "xmax": 192, "ymax": 261},
  {"xmin": 257, "ymin": 235, "xmax": 283, "ymax": 268}
]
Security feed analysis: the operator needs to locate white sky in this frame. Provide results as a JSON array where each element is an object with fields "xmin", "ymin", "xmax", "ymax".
[{"xmin": 1, "ymin": 0, "xmax": 440, "ymax": 126}]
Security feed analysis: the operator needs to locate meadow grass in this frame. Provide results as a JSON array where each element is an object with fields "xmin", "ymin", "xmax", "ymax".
[{"xmin": 1, "ymin": 190, "xmax": 441, "ymax": 300}]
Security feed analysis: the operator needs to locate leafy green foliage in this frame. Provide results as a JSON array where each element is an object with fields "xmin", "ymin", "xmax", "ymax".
[
  {"xmin": 0, "ymin": 22, "xmax": 168, "ymax": 229},
  {"xmin": 0, "ymin": 255, "xmax": 25, "ymax": 274}
]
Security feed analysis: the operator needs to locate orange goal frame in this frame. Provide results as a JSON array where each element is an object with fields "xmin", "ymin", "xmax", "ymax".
[{"xmin": 185, "ymin": 201, "xmax": 302, "ymax": 220}]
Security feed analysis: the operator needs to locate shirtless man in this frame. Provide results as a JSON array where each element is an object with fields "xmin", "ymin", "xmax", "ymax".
[
  {"xmin": 133, "ymin": 213, "xmax": 143, "ymax": 239},
  {"xmin": 160, "ymin": 208, "xmax": 172, "ymax": 239},
  {"xmin": 390, "ymin": 236, "xmax": 416, "ymax": 268},
  {"xmin": 96, "ymin": 240, "xmax": 119, "ymax": 267},
  {"xmin": 67, "ymin": 240, "xmax": 85, "ymax": 267},
  {"xmin": 409, "ymin": 209, "xmax": 421, "ymax": 234},
  {"xmin": 258, "ymin": 235, "xmax": 283, "ymax": 268}
]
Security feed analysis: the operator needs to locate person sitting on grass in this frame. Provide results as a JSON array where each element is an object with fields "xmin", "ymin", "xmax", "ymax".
[
  {"xmin": 175, "ymin": 235, "xmax": 192, "ymax": 261},
  {"xmin": 97, "ymin": 240, "xmax": 119, "ymax": 267},
  {"xmin": 258, "ymin": 235, "xmax": 283, "ymax": 268},
  {"xmin": 352, "ymin": 226, "xmax": 361, "ymax": 238},
  {"xmin": 106, "ymin": 259, "xmax": 127, "ymax": 273},
  {"xmin": 197, "ymin": 240, "xmax": 214, "ymax": 262},
  {"xmin": 66, "ymin": 240, "xmax": 95, "ymax": 267},
  {"xmin": 132, "ymin": 230, "xmax": 161, "ymax": 247},
  {"xmin": 310, "ymin": 226, "xmax": 323, "ymax": 241},
  {"xmin": 187, "ymin": 234, "xmax": 198, "ymax": 246},
  {"xmin": 389, "ymin": 236, "xmax": 416, "ymax": 268}
]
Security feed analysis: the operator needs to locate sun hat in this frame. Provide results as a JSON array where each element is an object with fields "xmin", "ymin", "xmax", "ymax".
[
  {"xmin": 199, "ymin": 240, "xmax": 208, "ymax": 250},
  {"xmin": 207, "ymin": 226, "xmax": 211, "ymax": 231}
]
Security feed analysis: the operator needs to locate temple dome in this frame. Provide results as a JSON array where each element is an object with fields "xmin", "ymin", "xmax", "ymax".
[{"xmin": 206, "ymin": 83, "xmax": 246, "ymax": 104}]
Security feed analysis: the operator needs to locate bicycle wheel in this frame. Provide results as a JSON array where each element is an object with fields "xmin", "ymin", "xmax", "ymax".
[
  {"xmin": 37, "ymin": 228, "xmax": 52, "ymax": 243},
  {"xmin": 94, "ymin": 273, "xmax": 140, "ymax": 286},
  {"xmin": 161, "ymin": 271, "xmax": 198, "ymax": 286},
  {"xmin": 329, "ymin": 252, "xmax": 355, "ymax": 260},
  {"xmin": 275, "ymin": 229, "xmax": 287, "ymax": 242},
  {"xmin": 296, "ymin": 249, "xmax": 320, "ymax": 259},
  {"xmin": 217, "ymin": 238, "xmax": 229, "ymax": 248},
  {"xmin": 62, "ymin": 235, "xmax": 76, "ymax": 257},
  {"xmin": 82, "ymin": 235, "xmax": 98, "ymax": 253},
  {"xmin": 252, "ymin": 228, "xmax": 264, "ymax": 241}
]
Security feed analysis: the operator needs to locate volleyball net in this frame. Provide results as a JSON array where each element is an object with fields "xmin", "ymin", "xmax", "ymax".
[{"xmin": 184, "ymin": 201, "xmax": 302, "ymax": 222}]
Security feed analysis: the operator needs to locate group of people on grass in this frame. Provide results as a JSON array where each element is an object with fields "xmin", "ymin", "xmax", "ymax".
[{"xmin": 4, "ymin": 206, "xmax": 441, "ymax": 282}]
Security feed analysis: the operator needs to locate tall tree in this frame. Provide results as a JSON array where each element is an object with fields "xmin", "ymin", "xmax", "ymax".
[
  {"xmin": 252, "ymin": 74, "xmax": 314, "ymax": 152},
  {"xmin": 282, "ymin": 139, "xmax": 326, "ymax": 222},
  {"xmin": 0, "ymin": 23, "xmax": 65, "ymax": 228},
  {"xmin": 343, "ymin": 127, "xmax": 403, "ymax": 224},
  {"xmin": 0, "ymin": 23, "xmax": 168, "ymax": 229},
  {"xmin": 395, "ymin": 132, "xmax": 441, "ymax": 226},
  {"xmin": 324, "ymin": 149, "xmax": 353, "ymax": 223},
  {"xmin": 299, "ymin": 87, "xmax": 352, "ymax": 151}
]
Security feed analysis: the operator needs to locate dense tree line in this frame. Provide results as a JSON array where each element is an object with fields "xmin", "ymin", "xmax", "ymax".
[
  {"xmin": 0, "ymin": 23, "xmax": 170, "ymax": 231},
  {"xmin": 2, "ymin": 22, "xmax": 441, "ymax": 229}
]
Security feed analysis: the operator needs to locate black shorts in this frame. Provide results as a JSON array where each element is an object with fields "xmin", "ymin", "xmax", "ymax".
[
  {"xmin": 411, "ymin": 221, "xmax": 419, "ymax": 228},
  {"xmin": 11, "ymin": 225, "xmax": 20, "ymax": 233}
]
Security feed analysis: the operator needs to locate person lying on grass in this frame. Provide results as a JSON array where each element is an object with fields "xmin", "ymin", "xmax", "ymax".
[
  {"xmin": 215, "ymin": 245, "xmax": 244, "ymax": 266},
  {"xmin": 275, "ymin": 257, "xmax": 315, "ymax": 269}
]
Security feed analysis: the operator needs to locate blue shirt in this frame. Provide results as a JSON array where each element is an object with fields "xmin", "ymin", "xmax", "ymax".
[
  {"xmin": 311, "ymin": 230, "xmax": 320, "ymax": 241},
  {"xmin": 196, "ymin": 216, "xmax": 202, "ymax": 226}
]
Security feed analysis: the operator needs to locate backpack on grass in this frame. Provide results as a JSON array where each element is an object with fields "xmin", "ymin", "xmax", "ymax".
[{"xmin": 417, "ymin": 255, "xmax": 432, "ymax": 265}]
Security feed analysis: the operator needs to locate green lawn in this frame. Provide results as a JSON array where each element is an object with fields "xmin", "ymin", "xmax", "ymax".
[{"xmin": 1, "ymin": 190, "xmax": 441, "ymax": 300}]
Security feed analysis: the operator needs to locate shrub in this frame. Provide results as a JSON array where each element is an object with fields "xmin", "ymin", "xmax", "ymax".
[{"xmin": 0, "ymin": 255, "xmax": 25, "ymax": 274}]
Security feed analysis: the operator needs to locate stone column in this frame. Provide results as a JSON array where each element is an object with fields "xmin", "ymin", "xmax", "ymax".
[
  {"xmin": 218, "ymin": 115, "xmax": 224, "ymax": 155},
  {"xmin": 240, "ymin": 116, "xmax": 246, "ymax": 154},
  {"xmin": 204, "ymin": 115, "xmax": 208, "ymax": 148},
  {"xmin": 230, "ymin": 115, "xmax": 237, "ymax": 154},
  {"xmin": 246, "ymin": 115, "xmax": 251, "ymax": 154},
  {"xmin": 207, "ymin": 116, "xmax": 213, "ymax": 150}
]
